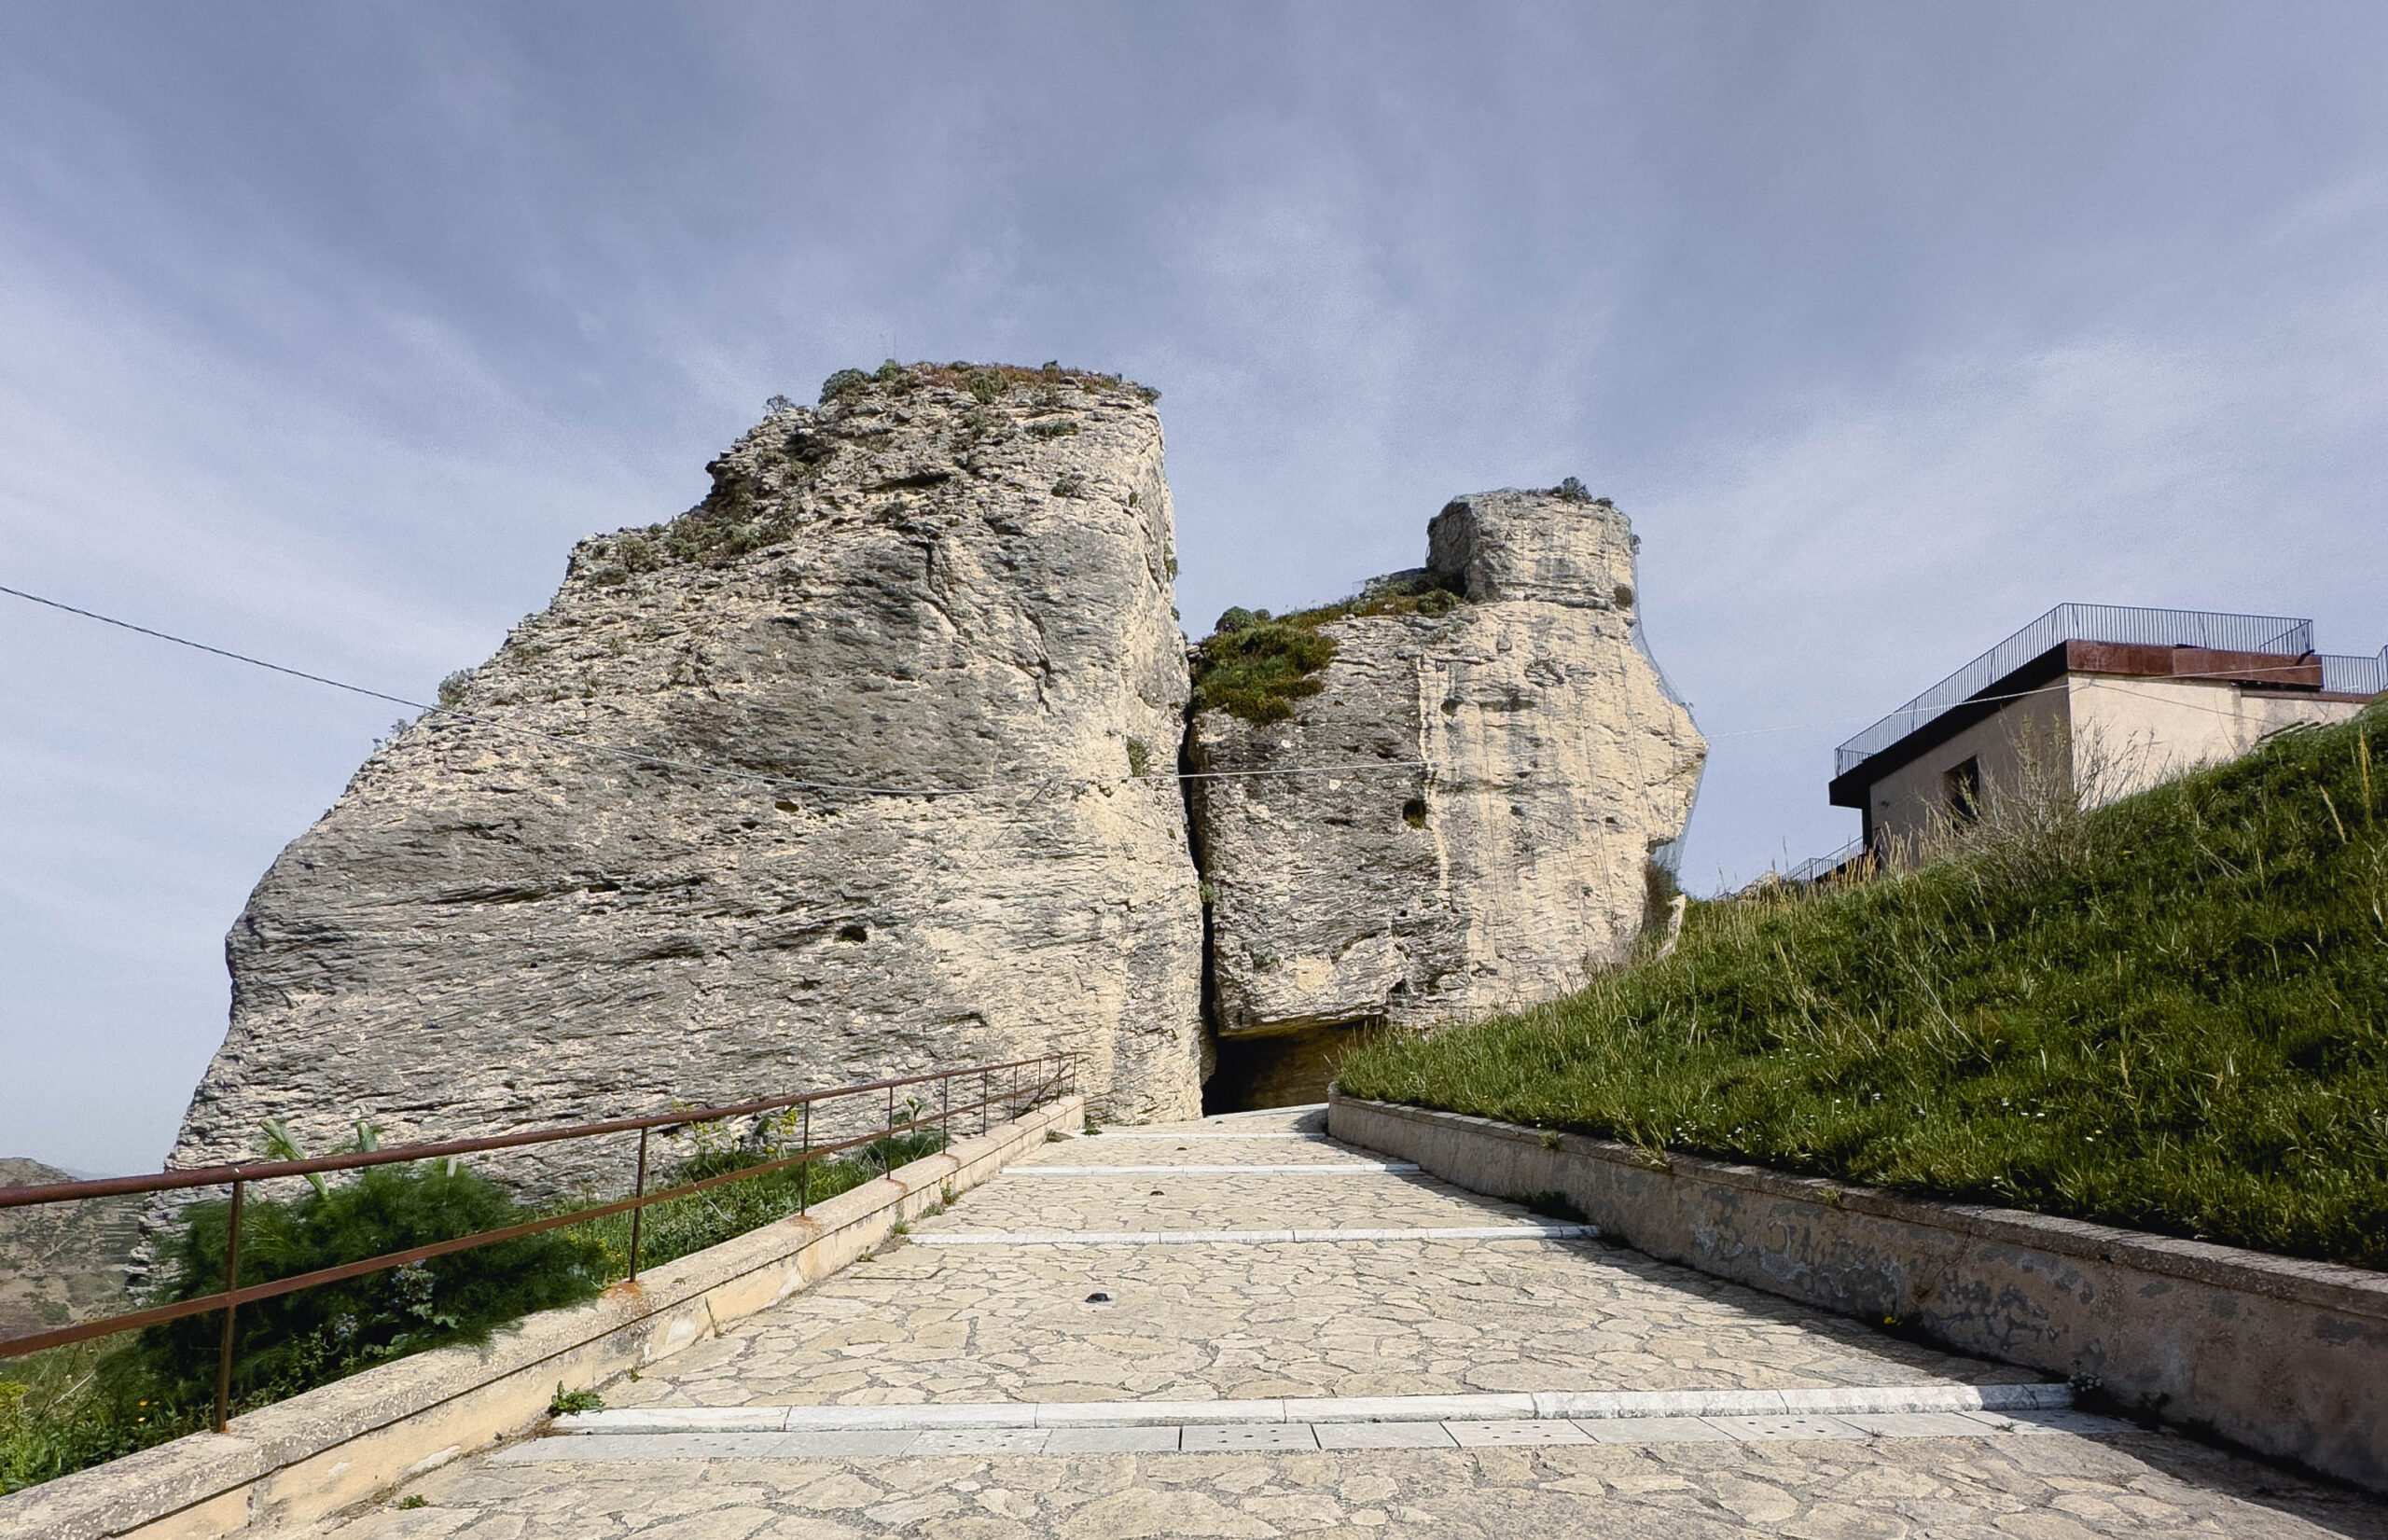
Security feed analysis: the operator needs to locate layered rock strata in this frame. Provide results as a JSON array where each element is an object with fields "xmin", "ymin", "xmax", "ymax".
[
  {"xmin": 167, "ymin": 366, "xmax": 1205, "ymax": 1191},
  {"xmin": 1187, "ymin": 488, "xmax": 1705, "ymax": 1069}
]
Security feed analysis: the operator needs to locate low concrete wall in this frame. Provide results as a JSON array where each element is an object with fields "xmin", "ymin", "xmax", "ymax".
[
  {"xmin": 3, "ymin": 1095, "xmax": 1081, "ymax": 1540},
  {"xmin": 1329, "ymin": 1093, "xmax": 2388, "ymax": 1491}
]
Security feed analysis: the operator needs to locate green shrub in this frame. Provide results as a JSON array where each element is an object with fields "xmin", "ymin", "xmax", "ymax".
[
  {"xmin": 2, "ymin": 1149, "xmax": 607, "ymax": 1495},
  {"xmin": 818, "ymin": 368, "xmax": 869, "ymax": 403},
  {"xmin": 582, "ymin": 1127, "xmax": 950, "ymax": 1280},
  {"xmin": 436, "ymin": 671, "xmax": 471, "ymax": 710},
  {"xmin": 1126, "ymin": 739, "xmax": 1152, "ymax": 778},
  {"xmin": 1028, "ymin": 419, "xmax": 1080, "ymax": 438},
  {"xmin": 2, "ymin": 1122, "xmax": 965, "ymax": 1495},
  {"xmin": 131, "ymin": 1161, "xmax": 604, "ymax": 1409},
  {"xmin": 1342, "ymin": 706, "xmax": 2388, "ymax": 1269},
  {"xmin": 1190, "ymin": 619, "xmax": 1337, "ymax": 723},
  {"xmin": 1050, "ymin": 473, "xmax": 1087, "ymax": 499},
  {"xmin": 966, "ymin": 369, "xmax": 1007, "ymax": 404},
  {"xmin": 1192, "ymin": 576, "xmax": 1468, "ymax": 724}
]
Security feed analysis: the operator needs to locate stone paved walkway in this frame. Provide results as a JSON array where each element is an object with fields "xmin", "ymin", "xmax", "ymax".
[{"xmin": 290, "ymin": 1107, "xmax": 2388, "ymax": 1539}]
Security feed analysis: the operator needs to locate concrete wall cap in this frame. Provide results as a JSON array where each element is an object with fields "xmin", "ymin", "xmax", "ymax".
[{"xmin": 1330, "ymin": 1093, "xmax": 2388, "ymax": 1323}]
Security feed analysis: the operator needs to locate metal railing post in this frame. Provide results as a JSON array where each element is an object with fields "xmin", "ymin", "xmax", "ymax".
[
  {"xmin": 214, "ymin": 1178, "xmax": 244, "ymax": 1434},
  {"xmin": 627, "ymin": 1127, "xmax": 649, "ymax": 1283},
  {"xmin": 0, "ymin": 1055, "xmax": 1076, "ymax": 1374}
]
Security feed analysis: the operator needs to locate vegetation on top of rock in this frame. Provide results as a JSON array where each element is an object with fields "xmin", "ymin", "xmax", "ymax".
[
  {"xmin": 571, "ymin": 362, "xmax": 1162, "ymax": 583},
  {"xmin": 1191, "ymin": 573, "xmax": 1469, "ymax": 723},
  {"xmin": 1340, "ymin": 705, "xmax": 2388, "ymax": 1270},
  {"xmin": 818, "ymin": 359, "xmax": 1155, "ymax": 406}
]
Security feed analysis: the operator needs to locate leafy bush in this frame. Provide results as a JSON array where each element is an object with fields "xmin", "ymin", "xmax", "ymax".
[
  {"xmin": 131, "ymin": 1160, "xmax": 605, "ymax": 1408},
  {"xmin": 818, "ymin": 368, "xmax": 869, "ymax": 403},
  {"xmin": 2, "ymin": 1111, "xmax": 978, "ymax": 1495},
  {"xmin": 1342, "ymin": 706, "xmax": 2388, "ymax": 1269},
  {"xmin": 2, "ymin": 1148, "xmax": 606, "ymax": 1494},
  {"xmin": 436, "ymin": 671, "xmax": 471, "ymax": 710},
  {"xmin": 583, "ymin": 1128, "xmax": 950, "ymax": 1279}
]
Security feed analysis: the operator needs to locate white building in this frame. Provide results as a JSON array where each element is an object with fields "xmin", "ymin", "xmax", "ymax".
[{"xmin": 1826, "ymin": 604, "xmax": 2384, "ymax": 862}]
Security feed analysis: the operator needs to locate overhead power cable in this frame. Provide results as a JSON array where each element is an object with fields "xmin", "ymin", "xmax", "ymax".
[
  {"xmin": 0, "ymin": 582, "xmax": 1430, "ymax": 794},
  {"xmin": 1, "ymin": 584, "xmax": 426, "ymax": 712},
  {"xmin": 6, "ymin": 582, "xmax": 2342, "ymax": 794}
]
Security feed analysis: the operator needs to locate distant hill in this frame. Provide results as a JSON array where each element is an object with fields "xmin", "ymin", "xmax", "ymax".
[{"xmin": 0, "ymin": 1158, "xmax": 142, "ymax": 1341}]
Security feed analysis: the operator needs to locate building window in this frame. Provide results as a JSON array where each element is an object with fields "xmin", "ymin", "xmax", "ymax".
[{"xmin": 1943, "ymin": 756, "xmax": 1981, "ymax": 823}]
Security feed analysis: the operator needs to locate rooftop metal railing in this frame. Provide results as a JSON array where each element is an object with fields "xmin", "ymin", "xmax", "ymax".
[
  {"xmin": 1784, "ymin": 837, "xmax": 1867, "ymax": 886},
  {"xmin": 2320, "ymin": 647, "xmax": 2388, "ymax": 700},
  {"xmin": 0, "ymin": 1053, "xmax": 1077, "ymax": 1434},
  {"xmin": 1834, "ymin": 604, "xmax": 2318, "ymax": 778}
]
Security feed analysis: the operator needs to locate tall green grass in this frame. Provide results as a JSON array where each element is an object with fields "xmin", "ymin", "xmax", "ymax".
[{"xmin": 1340, "ymin": 705, "xmax": 2388, "ymax": 1268}]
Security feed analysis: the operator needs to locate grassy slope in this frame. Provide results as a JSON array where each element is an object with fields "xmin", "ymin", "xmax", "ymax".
[{"xmin": 1340, "ymin": 705, "xmax": 2388, "ymax": 1269}]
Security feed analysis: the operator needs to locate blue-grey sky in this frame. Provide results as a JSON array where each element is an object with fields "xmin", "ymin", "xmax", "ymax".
[{"xmin": 5, "ymin": 3, "xmax": 2383, "ymax": 1174}]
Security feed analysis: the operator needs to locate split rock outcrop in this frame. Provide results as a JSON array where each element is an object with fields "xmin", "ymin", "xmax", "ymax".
[
  {"xmin": 166, "ymin": 365, "xmax": 1204, "ymax": 1189},
  {"xmin": 1187, "ymin": 487, "xmax": 1705, "ymax": 1063}
]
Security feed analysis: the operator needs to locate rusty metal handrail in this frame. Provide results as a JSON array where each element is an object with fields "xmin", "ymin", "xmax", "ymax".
[{"xmin": 0, "ymin": 1052, "xmax": 1079, "ymax": 1434}]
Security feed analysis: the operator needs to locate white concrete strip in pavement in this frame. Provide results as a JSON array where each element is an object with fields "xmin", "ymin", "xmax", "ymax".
[
  {"xmin": 1202, "ymin": 1103, "xmax": 1327, "ymax": 1117},
  {"xmin": 556, "ymin": 1382, "xmax": 2071, "ymax": 1437},
  {"xmin": 508, "ymin": 1407, "xmax": 2131, "ymax": 1462},
  {"xmin": 1075, "ymin": 1131, "xmax": 1328, "ymax": 1141},
  {"xmin": 909, "ymin": 1224, "xmax": 1599, "ymax": 1245},
  {"xmin": 1011, "ymin": 1162, "xmax": 1420, "ymax": 1174}
]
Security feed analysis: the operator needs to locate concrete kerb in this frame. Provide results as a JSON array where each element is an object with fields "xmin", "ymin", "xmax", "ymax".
[
  {"xmin": 1327, "ymin": 1091, "xmax": 2388, "ymax": 1493},
  {"xmin": 0, "ymin": 1094, "xmax": 1083, "ymax": 1540}
]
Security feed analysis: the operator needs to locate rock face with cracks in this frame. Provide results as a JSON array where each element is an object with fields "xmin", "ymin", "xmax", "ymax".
[
  {"xmin": 166, "ymin": 366, "xmax": 1205, "ymax": 1192},
  {"xmin": 1188, "ymin": 489, "xmax": 1706, "ymax": 1055}
]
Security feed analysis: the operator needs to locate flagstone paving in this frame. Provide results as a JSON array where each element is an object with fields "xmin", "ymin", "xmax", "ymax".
[{"xmin": 283, "ymin": 1105, "xmax": 2388, "ymax": 1538}]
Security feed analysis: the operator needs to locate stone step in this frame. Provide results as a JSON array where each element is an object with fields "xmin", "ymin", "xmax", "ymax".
[
  {"xmin": 908, "ymin": 1223, "xmax": 1598, "ymax": 1245},
  {"xmin": 1009, "ymin": 1162, "xmax": 1420, "ymax": 1175},
  {"xmin": 558, "ymin": 1382, "xmax": 2074, "ymax": 1436},
  {"xmin": 1071, "ymin": 1131, "xmax": 1329, "ymax": 1141},
  {"xmin": 525, "ymin": 1385, "xmax": 2103, "ymax": 1461}
]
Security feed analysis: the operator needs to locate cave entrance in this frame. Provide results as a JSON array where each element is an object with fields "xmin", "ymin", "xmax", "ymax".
[{"xmin": 1202, "ymin": 1020, "xmax": 1382, "ymax": 1114}]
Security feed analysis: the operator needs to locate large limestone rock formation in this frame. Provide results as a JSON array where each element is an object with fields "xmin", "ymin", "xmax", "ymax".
[
  {"xmin": 1187, "ymin": 486, "xmax": 1704, "ymax": 1103},
  {"xmin": 167, "ymin": 365, "xmax": 1204, "ymax": 1189}
]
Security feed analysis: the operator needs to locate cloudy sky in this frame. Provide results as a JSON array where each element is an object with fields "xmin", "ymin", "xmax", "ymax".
[{"xmin": 4, "ymin": 3, "xmax": 2383, "ymax": 1173}]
